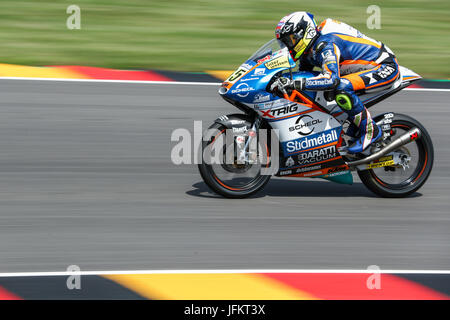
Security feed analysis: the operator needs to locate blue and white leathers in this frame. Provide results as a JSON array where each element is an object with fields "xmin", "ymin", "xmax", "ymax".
[{"xmin": 289, "ymin": 19, "xmax": 400, "ymax": 152}]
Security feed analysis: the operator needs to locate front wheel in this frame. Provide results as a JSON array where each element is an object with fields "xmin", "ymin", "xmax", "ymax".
[
  {"xmin": 358, "ymin": 113, "xmax": 434, "ymax": 197},
  {"xmin": 198, "ymin": 121, "xmax": 272, "ymax": 198}
]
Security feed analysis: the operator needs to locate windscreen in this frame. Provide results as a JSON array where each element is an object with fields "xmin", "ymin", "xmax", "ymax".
[{"xmin": 248, "ymin": 39, "xmax": 286, "ymax": 63}]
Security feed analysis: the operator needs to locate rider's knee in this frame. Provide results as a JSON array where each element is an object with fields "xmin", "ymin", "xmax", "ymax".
[{"xmin": 334, "ymin": 88, "xmax": 364, "ymax": 114}]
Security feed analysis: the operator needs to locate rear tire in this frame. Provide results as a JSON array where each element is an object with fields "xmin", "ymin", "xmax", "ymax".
[{"xmin": 358, "ymin": 113, "xmax": 434, "ymax": 197}]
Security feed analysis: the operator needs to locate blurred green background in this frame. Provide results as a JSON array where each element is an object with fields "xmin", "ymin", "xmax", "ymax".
[{"xmin": 0, "ymin": 0, "xmax": 448, "ymax": 78}]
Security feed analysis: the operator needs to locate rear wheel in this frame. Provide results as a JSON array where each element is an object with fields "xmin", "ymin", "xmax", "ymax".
[
  {"xmin": 198, "ymin": 122, "xmax": 272, "ymax": 198},
  {"xmin": 358, "ymin": 113, "xmax": 434, "ymax": 197}
]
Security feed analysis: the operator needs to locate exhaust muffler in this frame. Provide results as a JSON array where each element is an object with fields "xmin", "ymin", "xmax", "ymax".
[{"xmin": 347, "ymin": 127, "xmax": 421, "ymax": 167}]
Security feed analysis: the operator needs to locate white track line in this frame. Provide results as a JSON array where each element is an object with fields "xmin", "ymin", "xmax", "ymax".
[
  {"xmin": 0, "ymin": 77, "xmax": 220, "ymax": 86},
  {"xmin": 405, "ymin": 88, "xmax": 450, "ymax": 92},
  {"xmin": 0, "ymin": 269, "xmax": 449, "ymax": 277},
  {"xmin": 0, "ymin": 77, "xmax": 449, "ymax": 92}
]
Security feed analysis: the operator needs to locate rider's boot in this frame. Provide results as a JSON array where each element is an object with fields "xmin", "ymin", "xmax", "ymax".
[
  {"xmin": 347, "ymin": 109, "xmax": 382, "ymax": 153},
  {"xmin": 335, "ymin": 92, "xmax": 382, "ymax": 154},
  {"xmin": 345, "ymin": 122, "xmax": 359, "ymax": 141}
]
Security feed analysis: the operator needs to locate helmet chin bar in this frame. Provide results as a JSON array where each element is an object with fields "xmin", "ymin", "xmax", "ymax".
[{"xmin": 289, "ymin": 50, "xmax": 299, "ymax": 62}]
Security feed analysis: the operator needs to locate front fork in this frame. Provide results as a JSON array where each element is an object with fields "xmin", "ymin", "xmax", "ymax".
[{"xmin": 237, "ymin": 115, "xmax": 262, "ymax": 164}]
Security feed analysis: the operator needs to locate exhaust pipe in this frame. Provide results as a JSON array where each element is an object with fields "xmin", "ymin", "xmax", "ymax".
[{"xmin": 347, "ymin": 127, "xmax": 421, "ymax": 166}]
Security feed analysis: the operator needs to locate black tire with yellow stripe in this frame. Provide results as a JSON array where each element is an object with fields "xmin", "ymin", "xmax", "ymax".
[{"xmin": 358, "ymin": 113, "xmax": 434, "ymax": 198}]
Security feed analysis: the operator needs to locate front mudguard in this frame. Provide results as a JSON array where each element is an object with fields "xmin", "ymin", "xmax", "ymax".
[
  {"xmin": 213, "ymin": 113, "xmax": 277, "ymax": 173},
  {"xmin": 214, "ymin": 113, "xmax": 274, "ymax": 147},
  {"xmin": 214, "ymin": 113, "xmax": 254, "ymax": 130}
]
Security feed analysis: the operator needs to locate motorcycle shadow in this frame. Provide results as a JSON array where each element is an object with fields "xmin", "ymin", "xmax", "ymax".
[{"xmin": 187, "ymin": 179, "xmax": 422, "ymax": 199}]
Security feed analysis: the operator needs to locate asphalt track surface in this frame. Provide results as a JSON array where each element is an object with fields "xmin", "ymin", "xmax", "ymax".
[{"xmin": 0, "ymin": 79, "xmax": 448, "ymax": 273}]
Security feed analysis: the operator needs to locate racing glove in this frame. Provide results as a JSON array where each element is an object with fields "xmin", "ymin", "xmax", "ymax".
[{"xmin": 270, "ymin": 77, "xmax": 306, "ymax": 93}]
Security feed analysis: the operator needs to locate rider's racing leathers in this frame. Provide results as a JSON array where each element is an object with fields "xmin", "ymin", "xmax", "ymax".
[{"xmin": 293, "ymin": 19, "xmax": 399, "ymax": 153}]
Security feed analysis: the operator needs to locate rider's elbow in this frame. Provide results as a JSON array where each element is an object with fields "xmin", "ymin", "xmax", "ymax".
[
  {"xmin": 330, "ymin": 76, "xmax": 340, "ymax": 89},
  {"xmin": 321, "ymin": 74, "xmax": 340, "ymax": 90}
]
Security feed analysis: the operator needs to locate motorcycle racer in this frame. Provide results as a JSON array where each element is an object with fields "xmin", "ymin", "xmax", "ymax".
[{"xmin": 273, "ymin": 12, "xmax": 400, "ymax": 153}]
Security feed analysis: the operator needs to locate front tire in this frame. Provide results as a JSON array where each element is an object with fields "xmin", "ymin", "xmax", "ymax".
[
  {"xmin": 358, "ymin": 113, "xmax": 434, "ymax": 197},
  {"xmin": 198, "ymin": 121, "xmax": 272, "ymax": 199}
]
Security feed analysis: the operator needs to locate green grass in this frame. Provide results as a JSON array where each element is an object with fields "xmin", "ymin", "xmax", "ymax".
[{"xmin": 0, "ymin": 0, "xmax": 449, "ymax": 78}]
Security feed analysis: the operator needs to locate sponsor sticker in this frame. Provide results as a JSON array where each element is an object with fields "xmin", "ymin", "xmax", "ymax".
[
  {"xmin": 285, "ymin": 156, "xmax": 295, "ymax": 167},
  {"xmin": 241, "ymin": 63, "xmax": 253, "ymax": 70},
  {"xmin": 279, "ymin": 170, "xmax": 292, "ymax": 176},
  {"xmin": 254, "ymin": 68, "xmax": 266, "ymax": 76},
  {"xmin": 326, "ymin": 166, "xmax": 347, "ymax": 174},
  {"xmin": 255, "ymin": 102, "xmax": 273, "ymax": 110},
  {"xmin": 302, "ymin": 170, "xmax": 324, "ymax": 177},
  {"xmin": 283, "ymin": 128, "xmax": 339, "ymax": 155},
  {"xmin": 241, "ymin": 77, "xmax": 260, "ymax": 82},
  {"xmin": 255, "ymin": 98, "xmax": 292, "ymax": 110},
  {"xmin": 281, "ymin": 22, "xmax": 293, "ymax": 33},
  {"xmin": 229, "ymin": 119, "xmax": 246, "ymax": 125},
  {"xmin": 232, "ymin": 126, "xmax": 248, "ymax": 134},
  {"xmin": 265, "ymin": 56, "xmax": 290, "ymax": 70},
  {"xmin": 295, "ymin": 165, "xmax": 321, "ymax": 173},
  {"xmin": 321, "ymin": 50, "xmax": 333, "ymax": 60},
  {"xmin": 294, "ymin": 41, "xmax": 306, "ymax": 54},
  {"xmin": 305, "ymin": 26, "xmax": 316, "ymax": 39},
  {"xmin": 226, "ymin": 68, "xmax": 247, "ymax": 84},
  {"xmin": 297, "ymin": 145, "xmax": 336, "ymax": 165},
  {"xmin": 257, "ymin": 55, "xmax": 272, "ymax": 64},
  {"xmin": 231, "ymin": 83, "xmax": 255, "ymax": 98},
  {"xmin": 289, "ymin": 114, "xmax": 323, "ymax": 136},
  {"xmin": 253, "ymin": 93, "xmax": 271, "ymax": 103},
  {"xmin": 368, "ymin": 156, "xmax": 395, "ymax": 169},
  {"xmin": 306, "ymin": 77, "xmax": 333, "ymax": 87},
  {"xmin": 374, "ymin": 155, "xmax": 393, "ymax": 162},
  {"xmin": 377, "ymin": 65, "xmax": 395, "ymax": 79},
  {"xmin": 323, "ymin": 171, "xmax": 349, "ymax": 178},
  {"xmin": 410, "ymin": 132, "xmax": 419, "ymax": 140},
  {"xmin": 261, "ymin": 104, "xmax": 298, "ymax": 119}
]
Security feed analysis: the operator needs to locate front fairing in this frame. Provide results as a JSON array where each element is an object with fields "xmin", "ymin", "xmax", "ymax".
[{"xmin": 219, "ymin": 43, "xmax": 297, "ymax": 107}]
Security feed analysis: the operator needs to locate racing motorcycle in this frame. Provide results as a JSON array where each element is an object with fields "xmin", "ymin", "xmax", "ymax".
[{"xmin": 198, "ymin": 39, "xmax": 433, "ymax": 198}]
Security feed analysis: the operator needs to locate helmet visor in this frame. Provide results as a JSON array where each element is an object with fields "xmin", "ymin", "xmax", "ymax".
[{"xmin": 280, "ymin": 34, "xmax": 299, "ymax": 50}]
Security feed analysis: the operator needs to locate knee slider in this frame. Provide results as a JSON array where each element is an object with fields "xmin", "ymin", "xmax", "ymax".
[{"xmin": 335, "ymin": 92, "xmax": 353, "ymax": 111}]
